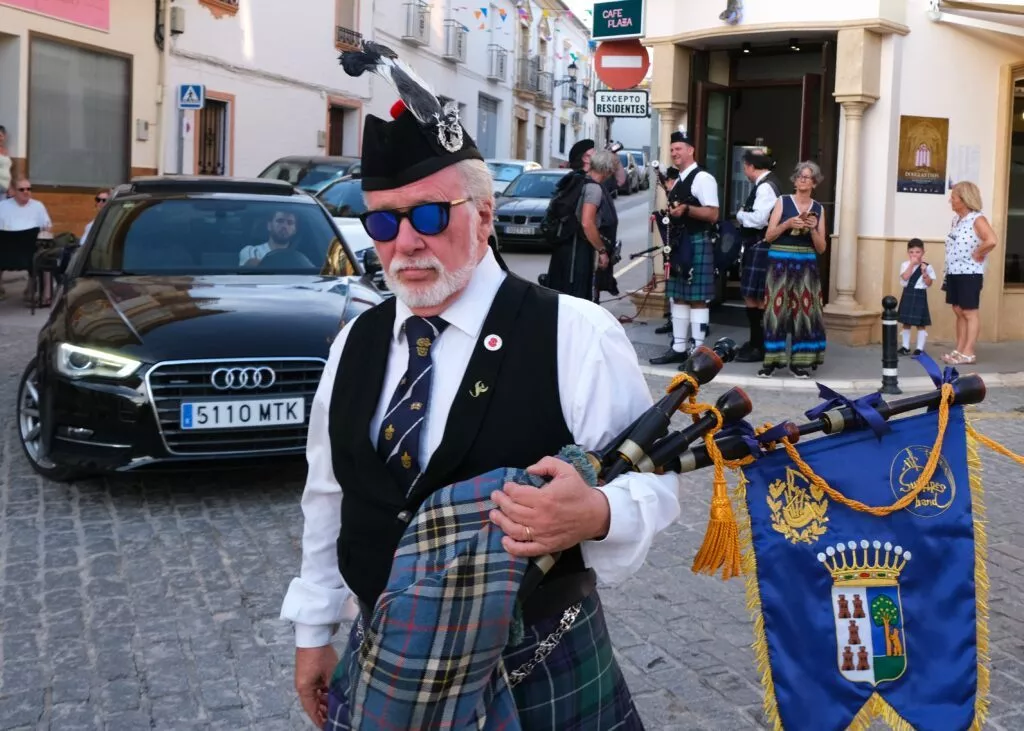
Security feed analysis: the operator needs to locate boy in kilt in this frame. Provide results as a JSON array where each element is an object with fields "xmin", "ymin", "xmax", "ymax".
[
  {"xmin": 282, "ymin": 41, "xmax": 682, "ymax": 731},
  {"xmin": 898, "ymin": 238, "xmax": 936, "ymax": 356},
  {"xmin": 734, "ymin": 149, "xmax": 780, "ymax": 362},
  {"xmin": 650, "ymin": 131, "xmax": 721, "ymax": 369}
]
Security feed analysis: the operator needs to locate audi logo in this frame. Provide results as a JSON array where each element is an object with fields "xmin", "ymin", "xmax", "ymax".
[{"xmin": 210, "ymin": 366, "xmax": 277, "ymax": 391}]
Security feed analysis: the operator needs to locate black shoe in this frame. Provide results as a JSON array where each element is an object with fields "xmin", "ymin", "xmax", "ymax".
[
  {"xmin": 650, "ymin": 348, "xmax": 689, "ymax": 365},
  {"xmin": 897, "ymin": 347, "xmax": 910, "ymax": 356},
  {"xmin": 912, "ymin": 349, "xmax": 922, "ymax": 356},
  {"xmin": 757, "ymin": 364, "xmax": 777, "ymax": 378},
  {"xmin": 655, "ymin": 321, "xmax": 672, "ymax": 335},
  {"xmin": 735, "ymin": 343, "xmax": 764, "ymax": 363},
  {"xmin": 790, "ymin": 366, "xmax": 811, "ymax": 379}
]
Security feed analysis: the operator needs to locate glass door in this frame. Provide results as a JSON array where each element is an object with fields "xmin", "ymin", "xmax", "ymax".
[{"xmin": 694, "ymin": 81, "xmax": 732, "ymax": 214}]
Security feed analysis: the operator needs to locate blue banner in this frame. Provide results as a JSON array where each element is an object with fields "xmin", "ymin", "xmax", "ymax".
[{"xmin": 738, "ymin": 404, "xmax": 988, "ymax": 731}]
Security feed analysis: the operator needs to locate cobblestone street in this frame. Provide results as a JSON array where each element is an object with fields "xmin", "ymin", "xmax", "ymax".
[{"xmin": 2, "ymin": 318, "xmax": 1024, "ymax": 730}]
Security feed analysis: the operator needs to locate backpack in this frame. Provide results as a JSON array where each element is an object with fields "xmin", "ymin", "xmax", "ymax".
[{"xmin": 539, "ymin": 171, "xmax": 590, "ymax": 247}]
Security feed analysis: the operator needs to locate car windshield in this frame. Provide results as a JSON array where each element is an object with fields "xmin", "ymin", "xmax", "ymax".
[
  {"xmin": 618, "ymin": 152, "xmax": 630, "ymax": 167},
  {"xmin": 260, "ymin": 161, "xmax": 353, "ymax": 190},
  {"xmin": 84, "ymin": 198, "xmax": 355, "ymax": 276},
  {"xmin": 502, "ymin": 172, "xmax": 567, "ymax": 199},
  {"xmin": 487, "ymin": 162, "xmax": 525, "ymax": 182},
  {"xmin": 318, "ymin": 179, "xmax": 368, "ymax": 217}
]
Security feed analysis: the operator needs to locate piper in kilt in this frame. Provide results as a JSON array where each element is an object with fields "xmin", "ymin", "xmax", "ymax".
[
  {"xmin": 734, "ymin": 149, "xmax": 781, "ymax": 363},
  {"xmin": 897, "ymin": 238, "xmax": 936, "ymax": 356},
  {"xmin": 281, "ymin": 40, "xmax": 681, "ymax": 731},
  {"xmin": 758, "ymin": 161, "xmax": 829, "ymax": 379},
  {"xmin": 650, "ymin": 131, "xmax": 721, "ymax": 371}
]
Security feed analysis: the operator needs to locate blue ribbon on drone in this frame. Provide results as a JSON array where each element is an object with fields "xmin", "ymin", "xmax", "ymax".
[
  {"xmin": 913, "ymin": 351, "xmax": 960, "ymax": 389},
  {"xmin": 803, "ymin": 383, "xmax": 890, "ymax": 439}
]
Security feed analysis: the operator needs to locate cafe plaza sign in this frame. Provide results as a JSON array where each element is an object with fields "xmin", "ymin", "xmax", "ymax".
[
  {"xmin": 592, "ymin": 0, "xmax": 644, "ymax": 40},
  {"xmin": 594, "ymin": 90, "xmax": 649, "ymax": 118}
]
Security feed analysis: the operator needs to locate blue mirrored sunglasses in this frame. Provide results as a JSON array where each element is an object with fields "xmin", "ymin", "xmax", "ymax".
[{"xmin": 359, "ymin": 198, "xmax": 470, "ymax": 242}]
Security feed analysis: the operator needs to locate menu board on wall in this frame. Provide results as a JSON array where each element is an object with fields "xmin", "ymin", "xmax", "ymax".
[
  {"xmin": 896, "ymin": 115, "xmax": 949, "ymax": 195},
  {"xmin": 0, "ymin": 0, "xmax": 110, "ymax": 32}
]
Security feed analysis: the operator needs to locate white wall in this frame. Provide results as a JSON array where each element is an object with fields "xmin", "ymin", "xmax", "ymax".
[
  {"xmin": 642, "ymin": 0, "xmax": 906, "ymax": 41},
  {"xmin": 163, "ymin": 0, "xmax": 372, "ymax": 176},
  {"xmin": 856, "ymin": 0, "xmax": 1024, "ymax": 240}
]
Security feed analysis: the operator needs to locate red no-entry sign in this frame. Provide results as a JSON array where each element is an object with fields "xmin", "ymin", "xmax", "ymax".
[{"xmin": 594, "ymin": 39, "xmax": 650, "ymax": 91}]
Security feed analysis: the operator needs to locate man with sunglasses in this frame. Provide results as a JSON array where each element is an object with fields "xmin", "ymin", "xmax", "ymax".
[
  {"xmin": 0, "ymin": 177, "xmax": 51, "ymax": 233},
  {"xmin": 281, "ymin": 76, "xmax": 679, "ymax": 727}
]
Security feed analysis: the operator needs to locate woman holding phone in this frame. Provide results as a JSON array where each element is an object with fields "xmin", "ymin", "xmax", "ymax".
[{"xmin": 758, "ymin": 160, "xmax": 829, "ymax": 379}]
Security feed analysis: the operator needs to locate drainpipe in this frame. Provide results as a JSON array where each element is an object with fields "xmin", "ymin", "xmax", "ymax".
[{"xmin": 155, "ymin": 0, "xmax": 172, "ymax": 175}]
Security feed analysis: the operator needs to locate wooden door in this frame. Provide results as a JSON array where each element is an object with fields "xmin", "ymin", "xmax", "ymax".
[{"xmin": 328, "ymin": 106, "xmax": 346, "ymax": 156}]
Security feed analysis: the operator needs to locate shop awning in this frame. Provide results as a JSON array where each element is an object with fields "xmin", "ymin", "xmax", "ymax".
[{"xmin": 930, "ymin": 0, "xmax": 1024, "ymax": 37}]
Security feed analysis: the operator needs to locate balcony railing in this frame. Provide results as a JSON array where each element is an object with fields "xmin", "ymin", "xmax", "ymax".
[
  {"xmin": 487, "ymin": 44, "xmax": 508, "ymax": 81},
  {"xmin": 442, "ymin": 19, "xmax": 467, "ymax": 63},
  {"xmin": 580, "ymin": 84, "xmax": 590, "ymax": 111},
  {"xmin": 561, "ymin": 81, "xmax": 578, "ymax": 108},
  {"xmin": 335, "ymin": 25, "xmax": 362, "ymax": 50},
  {"xmin": 402, "ymin": 1, "xmax": 429, "ymax": 45},
  {"xmin": 515, "ymin": 56, "xmax": 539, "ymax": 93},
  {"xmin": 537, "ymin": 71, "xmax": 554, "ymax": 102}
]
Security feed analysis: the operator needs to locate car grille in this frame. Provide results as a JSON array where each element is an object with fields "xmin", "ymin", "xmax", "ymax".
[
  {"xmin": 145, "ymin": 358, "xmax": 326, "ymax": 456},
  {"xmin": 497, "ymin": 215, "xmax": 544, "ymax": 224}
]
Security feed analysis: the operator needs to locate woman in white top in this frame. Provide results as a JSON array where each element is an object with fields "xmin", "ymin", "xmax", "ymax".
[{"xmin": 941, "ymin": 181, "xmax": 997, "ymax": 365}]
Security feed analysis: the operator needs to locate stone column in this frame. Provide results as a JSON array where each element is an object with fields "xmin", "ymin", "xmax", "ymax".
[{"xmin": 822, "ymin": 28, "xmax": 882, "ymax": 346}]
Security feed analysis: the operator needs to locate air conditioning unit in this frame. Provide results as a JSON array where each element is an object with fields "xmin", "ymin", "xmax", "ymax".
[
  {"xmin": 487, "ymin": 45, "xmax": 507, "ymax": 82},
  {"xmin": 571, "ymin": 110, "xmax": 583, "ymax": 128},
  {"xmin": 402, "ymin": 2, "xmax": 429, "ymax": 45}
]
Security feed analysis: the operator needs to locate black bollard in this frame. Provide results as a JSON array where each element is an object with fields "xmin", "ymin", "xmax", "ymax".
[{"xmin": 879, "ymin": 295, "xmax": 902, "ymax": 395}]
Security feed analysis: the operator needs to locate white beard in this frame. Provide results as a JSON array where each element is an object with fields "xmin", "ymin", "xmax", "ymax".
[{"xmin": 384, "ymin": 239, "xmax": 479, "ymax": 309}]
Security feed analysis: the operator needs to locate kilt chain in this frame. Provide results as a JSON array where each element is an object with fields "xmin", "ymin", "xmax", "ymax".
[
  {"xmin": 507, "ymin": 602, "xmax": 582, "ymax": 687},
  {"xmin": 352, "ymin": 601, "xmax": 583, "ymax": 687}
]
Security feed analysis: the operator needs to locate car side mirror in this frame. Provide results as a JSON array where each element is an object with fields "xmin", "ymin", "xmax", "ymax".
[{"xmin": 363, "ymin": 248, "xmax": 382, "ymax": 276}]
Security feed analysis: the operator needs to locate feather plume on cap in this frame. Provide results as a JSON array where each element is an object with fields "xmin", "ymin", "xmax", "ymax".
[{"xmin": 340, "ymin": 40, "xmax": 464, "ymax": 153}]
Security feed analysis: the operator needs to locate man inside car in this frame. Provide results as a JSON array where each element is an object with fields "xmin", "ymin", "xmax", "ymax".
[{"xmin": 239, "ymin": 209, "xmax": 306, "ymax": 267}]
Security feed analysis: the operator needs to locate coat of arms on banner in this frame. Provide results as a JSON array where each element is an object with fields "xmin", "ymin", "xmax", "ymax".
[{"xmin": 818, "ymin": 540, "xmax": 910, "ymax": 686}]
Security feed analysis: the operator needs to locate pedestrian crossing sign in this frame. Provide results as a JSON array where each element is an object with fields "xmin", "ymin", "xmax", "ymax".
[{"xmin": 178, "ymin": 84, "xmax": 205, "ymax": 110}]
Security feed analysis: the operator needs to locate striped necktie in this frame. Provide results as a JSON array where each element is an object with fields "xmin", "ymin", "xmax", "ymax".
[{"xmin": 376, "ymin": 315, "xmax": 449, "ymax": 494}]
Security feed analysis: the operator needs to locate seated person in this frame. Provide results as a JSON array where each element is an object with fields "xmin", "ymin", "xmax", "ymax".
[
  {"xmin": 0, "ymin": 177, "xmax": 52, "ymax": 232},
  {"xmin": 238, "ymin": 210, "xmax": 312, "ymax": 267}
]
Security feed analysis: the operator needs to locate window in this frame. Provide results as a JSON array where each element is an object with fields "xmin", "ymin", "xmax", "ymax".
[
  {"xmin": 28, "ymin": 37, "xmax": 130, "ymax": 187},
  {"xmin": 559, "ymin": 123, "xmax": 566, "ymax": 154},
  {"xmin": 335, "ymin": 0, "xmax": 361, "ymax": 49}
]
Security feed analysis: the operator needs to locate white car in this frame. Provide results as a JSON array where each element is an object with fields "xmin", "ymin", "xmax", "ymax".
[{"xmin": 486, "ymin": 159, "xmax": 542, "ymax": 195}]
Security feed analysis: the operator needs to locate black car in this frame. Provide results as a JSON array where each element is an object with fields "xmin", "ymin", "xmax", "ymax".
[
  {"xmin": 16, "ymin": 176, "xmax": 384, "ymax": 481},
  {"xmin": 493, "ymin": 168, "xmax": 571, "ymax": 250}
]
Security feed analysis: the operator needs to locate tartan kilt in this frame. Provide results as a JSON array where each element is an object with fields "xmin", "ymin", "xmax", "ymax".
[
  {"xmin": 326, "ymin": 591, "xmax": 644, "ymax": 731},
  {"xmin": 665, "ymin": 230, "xmax": 715, "ymax": 302},
  {"xmin": 897, "ymin": 287, "xmax": 931, "ymax": 327},
  {"xmin": 739, "ymin": 240, "xmax": 770, "ymax": 300}
]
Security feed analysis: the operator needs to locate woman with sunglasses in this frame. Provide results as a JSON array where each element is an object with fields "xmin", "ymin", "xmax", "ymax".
[{"xmin": 81, "ymin": 189, "xmax": 111, "ymax": 243}]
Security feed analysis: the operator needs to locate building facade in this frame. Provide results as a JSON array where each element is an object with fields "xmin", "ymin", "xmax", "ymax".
[
  {"xmin": 643, "ymin": 0, "xmax": 1024, "ymax": 344},
  {"xmin": 161, "ymin": 0, "xmax": 371, "ymax": 178},
  {"xmin": 0, "ymin": 0, "xmax": 161, "ymax": 233}
]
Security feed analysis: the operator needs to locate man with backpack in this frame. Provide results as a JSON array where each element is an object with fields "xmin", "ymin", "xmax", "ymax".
[
  {"xmin": 542, "ymin": 140, "xmax": 619, "ymax": 300},
  {"xmin": 649, "ymin": 131, "xmax": 720, "ymax": 367}
]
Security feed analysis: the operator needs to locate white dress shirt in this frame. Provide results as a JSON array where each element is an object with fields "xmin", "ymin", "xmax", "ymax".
[
  {"xmin": 0, "ymin": 198, "xmax": 51, "ymax": 232},
  {"xmin": 735, "ymin": 171, "xmax": 778, "ymax": 230},
  {"xmin": 280, "ymin": 248, "xmax": 683, "ymax": 647},
  {"xmin": 677, "ymin": 162, "xmax": 719, "ymax": 209},
  {"xmin": 900, "ymin": 260, "xmax": 937, "ymax": 289}
]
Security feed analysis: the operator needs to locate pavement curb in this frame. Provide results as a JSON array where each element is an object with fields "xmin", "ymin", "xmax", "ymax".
[{"xmin": 639, "ymin": 365, "xmax": 1024, "ymax": 393}]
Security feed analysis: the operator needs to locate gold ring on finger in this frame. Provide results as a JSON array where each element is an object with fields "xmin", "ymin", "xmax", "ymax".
[{"xmin": 524, "ymin": 526, "xmax": 533, "ymax": 542}]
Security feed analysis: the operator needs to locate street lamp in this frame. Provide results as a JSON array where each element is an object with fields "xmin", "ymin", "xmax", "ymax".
[{"xmin": 553, "ymin": 61, "xmax": 579, "ymax": 88}]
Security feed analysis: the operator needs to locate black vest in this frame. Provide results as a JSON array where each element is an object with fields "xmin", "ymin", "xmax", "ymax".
[
  {"xmin": 739, "ymin": 173, "xmax": 782, "ymax": 242},
  {"xmin": 328, "ymin": 274, "xmax": 580, "ymax": 607},
  {"xmin": 669, "ymin": 166, "xmax": 714, "ymax": 235}
]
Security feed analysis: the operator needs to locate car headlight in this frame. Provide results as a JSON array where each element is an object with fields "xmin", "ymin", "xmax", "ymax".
[{"xmin": 56, "ymin": 343, "xmax": 142, "ymax": 380}]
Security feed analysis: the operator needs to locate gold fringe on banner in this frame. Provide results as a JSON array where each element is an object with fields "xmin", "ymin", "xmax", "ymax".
[{"xmin": 731, "ymin": 416, "xmax": 993, "ymax": 729}]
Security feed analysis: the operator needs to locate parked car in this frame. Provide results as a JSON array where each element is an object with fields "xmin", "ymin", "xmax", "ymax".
[
  {"xmin": 258, "ymin": 155, "xmax": 361, "ymax": 194},
  {"xmin": 485, "ymin": 159, "xmax": 542, "ymax": 195},
  {"xmin": 617, "ymin": 151, "xmax": 641, "ymax": 195},
  {"xmin": 16, "ymin": 176, "xmax": 383, "ymax": 482},
  {"xmin": 315, "ymin": 175, "xmax": 390, "ymax": 296},
  {"xmin": 624, "ymin": 149, "xmax": 650, "ymax": 190},
  {"xmin": 493, "ymin": 168, "xmax": 571, "ymax": 250}
]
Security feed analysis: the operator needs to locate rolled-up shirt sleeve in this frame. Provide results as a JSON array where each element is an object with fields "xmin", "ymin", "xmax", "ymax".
[
  {"xmin": 279, "ymin": 322, "xmax": 359, "ymax": 647},
  {"xmin": 558, "ymin": 300, "xmax": 682, "ymax": 585},
  {"xmin": 735, "ymin": 179, "xmax": 778, "ymax": 230}
]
